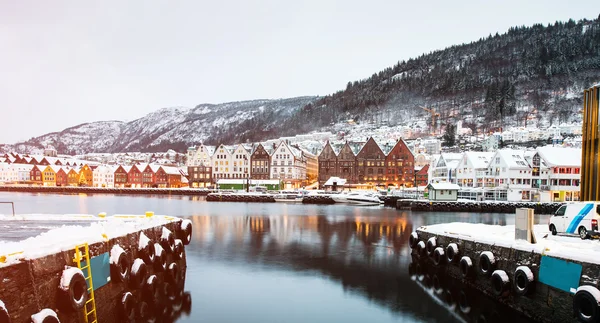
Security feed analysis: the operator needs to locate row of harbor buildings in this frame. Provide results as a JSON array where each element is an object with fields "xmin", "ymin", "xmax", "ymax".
[{"xmin": 0, "ymin": 155, "xmax": 187, "ymax": 188}]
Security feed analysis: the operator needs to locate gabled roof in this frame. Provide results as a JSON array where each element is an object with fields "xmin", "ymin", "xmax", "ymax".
[
  {"xmin": 464, "ymin": 152, "xmax": 494, "ymax": 169},
  {"xmin": 324, "ymin": 176, "xmax": 347, "ymax": 186},
  {"xmin": 162, "ymin": 166, "xmax": 181, "ymax": 175},
  {"xmin": 416, "ymin": 164, "xmax": 429, "ymax": 175},
  {"xmin": 495, "ymin": 149, "xmax": 530, "ymax": 169},
  {"xmin": 427, "ymin": 182, "xmax": 460, "ymax": 190},
  {"xmin": 536, "ymin": 146, "xmax": 581, "ymax": 167}
]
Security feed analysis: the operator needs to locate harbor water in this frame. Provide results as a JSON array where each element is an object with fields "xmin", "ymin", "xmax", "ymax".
[{"xmin": 0, "ymin": 192, "xmax": 552, "ymax": 323}]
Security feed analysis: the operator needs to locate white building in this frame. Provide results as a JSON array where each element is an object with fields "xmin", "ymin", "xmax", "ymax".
[
  {"xmin": 535, "ymin": 146, "xmax": 581, "ymax": 202},
  {"xmin": 429, "ymin": 153, "xmax": 462, "ymax": 184},
  {"xmin": 14, "ymin": 164, "xmax": 33, "ymax": 182},
  {"xmin": 270, "ymin": 141, "xmax": 307, "ymax": 189},
  {"xmin": 212, "ymin": 144, "xmax": 233, "ymax": 180},
  {"xmin": 231, "ymin": 144, "xmax": 251, "ymax": 179},
  {"xmin": 93, "ymin": 165, "xmax": 115, "ymax": 188},
  {"xmin": 481, "ymin": 135, "xmax": 499, "ymax": 152},
  {"xmin": 487, "ymin": 149, "xmax": 532, "ymax": 201},
  {"xmin": 421, "ymin": 139, "xmax": 442, "ymax": 155},
  {"xmin": 455, "ymin": 152, "xmax": 494, "ymax": 188},
  {"xmin": 187, "ymin": 144, "xmax": 216, "ymax": 167}
]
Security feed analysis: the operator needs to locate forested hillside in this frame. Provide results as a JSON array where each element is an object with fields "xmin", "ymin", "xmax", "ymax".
[{"xmin": 267, "ymin": 17, "xmax": 600, "ymax": 138}]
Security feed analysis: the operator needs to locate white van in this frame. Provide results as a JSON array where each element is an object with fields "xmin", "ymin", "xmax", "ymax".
[{"xmin": 549, "ymin": 202, "xmax": 600, "ymax": 239}]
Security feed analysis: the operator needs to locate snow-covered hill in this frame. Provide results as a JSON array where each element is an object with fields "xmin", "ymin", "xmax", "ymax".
[{"xmin": 3, "ymin": 97, "xmax": 317, "ymax": 154}]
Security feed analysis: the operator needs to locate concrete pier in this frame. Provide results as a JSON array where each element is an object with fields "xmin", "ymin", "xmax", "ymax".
[
  {"xmin": 0, "ymin": 215, "xmax": 192, "ymax": 322},
  {"xmin": 410, "ymin": 223, "xmax": 600, "ymax": 322}
]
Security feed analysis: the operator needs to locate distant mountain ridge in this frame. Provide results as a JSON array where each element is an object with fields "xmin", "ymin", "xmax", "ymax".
[
  {"xmin": 3, "ymin": 16, "xmax": 600, "ymax": 154},
  {"xmin": 2, "ymin": 97, "xmax": 317, "ymax": 154}
]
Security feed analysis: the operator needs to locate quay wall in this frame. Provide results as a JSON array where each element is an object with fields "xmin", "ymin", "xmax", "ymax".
[
  {"xmin": 412, "ymin": 229, "xmax": 600, "ymax": 322},
  {"xmin": 0, "ymin": 220, "xmax": 190, "ymax": 323},
  {"xmin": 0, "ymin": 185, "xmax": 215, "ymax": 196},
  {"xmin": 397, "ymin": 199, "xmax": 562, "ymax": 214}
]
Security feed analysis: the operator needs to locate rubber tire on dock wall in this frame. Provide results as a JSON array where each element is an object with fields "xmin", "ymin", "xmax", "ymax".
[
  {"xmin": 144, "ymin": 275, "xmax": 161, "ymax": 304},
  {"xmin": 491, "ymin": 270, "xmax": 510, "ymax": 297},
  {"xmin": 409, "ymin": 232, "xmax": 418, "ymax": 249},
  {"xmin": 460, "ymin": 256, "xmax": 474, "ymax": 279},
  {"xmin": 513, "ymin": 266, "xmax": 535, "ymax": 296},
  {"xmin": 59, "ymin": 268, "xmax": 88, "ymax": 312},
  {"xmin": 110, "ymin": 249, "xmax": 131, "ymax": 283},
  {"xmin": 167, "ymin": 262, "xmax": 180, "ymax": 285},
  {"xmin": 180, "ymin": 221, "xmax": 193, "ymax": 245},
  {"xmin": 120, "ymin": 292, "xmax": 136, "ymax": 323},
  {"xmin": 573, "ymin": 287, "xmax": 600, "ymax": 323},
  {"xmin": 141, "ymin": 240, "xmax": 156, "ymax": 265},
  {"xmin": 174, "ymin": 239, "xmax": 184, "ymax": 260},
  {"xmin": 478, "ymin": 252, "xmax": 496, "ymax": 277},
  {"xmin": 446, "ymin": 243, "xmax": 459, "ymax": 263},
  {"xmin": 130, "ymin": 259, "xmax": 148, "ymax": 290}
]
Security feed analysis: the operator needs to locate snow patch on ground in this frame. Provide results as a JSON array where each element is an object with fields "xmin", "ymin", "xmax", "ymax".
[{"xmin": 419, "ymin": 223, "xmax": 600, "ymax": 265}]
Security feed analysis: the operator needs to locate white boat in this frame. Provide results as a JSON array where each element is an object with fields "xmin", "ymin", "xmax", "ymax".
[
  {"xmin": 345, "ymin": 192, "xmax": 383, "ymax": 206},
  {"xmin": 329, "ymin": 192, "xmax": 349, "ymax": 203},
  {"xmin": 273, "ymin": 191, "xmax": 304, "ymax": 203}
]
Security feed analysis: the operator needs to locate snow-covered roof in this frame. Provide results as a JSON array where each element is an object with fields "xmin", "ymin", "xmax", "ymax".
[
  {"xmin": 496, "ymin": 149, "xmax": 530, "ymax": 169},
  {"xmin": 464, "ymin": 152, "xmax": 494, "ymax": 169},
  {"xmin": 161, "ymin": 166, "xmax": 181, "ymax": 175},
  {"xmin": 427, "ymin": 182, "xmax": 460, "ymax": 190},
  {"xmin": 324, "ymin": 177, "xmax": 347, "ymax": 186},
  {"xmin": 536, "ymin": 146, "xmax": 582, "ymax": 167}
]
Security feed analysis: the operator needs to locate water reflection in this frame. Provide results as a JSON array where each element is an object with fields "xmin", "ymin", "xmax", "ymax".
[{"xmin": 0, "ymin": 193, "xmax": 552, "ymax": 322}]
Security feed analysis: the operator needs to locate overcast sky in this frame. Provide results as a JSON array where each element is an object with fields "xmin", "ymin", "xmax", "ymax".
[{"xmin": 0, "ymin": 1, "xmax": 596, "ymax": 143}]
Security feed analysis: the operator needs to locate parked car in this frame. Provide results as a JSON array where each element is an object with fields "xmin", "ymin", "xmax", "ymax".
[{"xmin": 549, "ymin": 202, "xmax": 600, "ymax": 239}]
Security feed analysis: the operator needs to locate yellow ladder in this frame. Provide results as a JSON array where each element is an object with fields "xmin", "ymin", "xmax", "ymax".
[{"xmin": 73, "ymin": 243, "xmax": 98, "ymax": 323}]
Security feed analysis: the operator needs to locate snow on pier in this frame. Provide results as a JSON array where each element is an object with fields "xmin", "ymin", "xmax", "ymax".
[
  {"xmin": 0, "ymin": 213, "xmax": 179, "ymax": 266},
  {"xmin": 418, "ymin": 223, "xmax": 600, "ymax": 265}
]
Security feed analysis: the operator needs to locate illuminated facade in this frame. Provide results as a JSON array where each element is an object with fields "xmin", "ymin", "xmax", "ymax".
[{"xmin": 581, "ymin": 84, "xmax": 600, "ymax": 201}]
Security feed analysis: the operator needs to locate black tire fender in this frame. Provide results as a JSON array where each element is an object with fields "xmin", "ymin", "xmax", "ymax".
[
  {"xmin": 409, "ymin": 232, "xmax": 419, "ymax": 249},
  {"xmin": 459, "ymin": 256, "xmax": 474, "ymax": 279},
  {"xmin": 58, "ymin": 266, "xmax": 88, "ymax": 312},
  {"xmin": 109, "ymin": 245, "xmax": 130, "ymax": 283},
  {"xmin": 479, "ymin": 251, "xmax": 496, "ymax": 276},
  {"xmin": 446, "ymin": 243, "xmax": 459, "ymax": 263},
  {"xmin": 154, "ymin": 243, "xmax": 167, "ymax": 272},
  {"xmin": 161, "ymin": 227, "xmax": 176, "ymax": 253},
  {"xmin": 130, "ymin": 258, "xmax": 148, "ymax": 290},
  {"xmin": 144, "ymin": 274, "xmax": 161, "ymax": 304},
  {"xmin": 180, "ymin": 220, "xmax": 193, "ymax": 245},
  {"xmin": 138, "ymin": 233, "xmax": 156, "ymax": 265},
  {"xmin": 174, "ymin": 239, "xmax": 184, "ymax": 260},
  {"xmin": 166, "ymin": 262, "xmax": 180, "ymax": 285},
  {"xmin": 416, "ymin": 241, "xmax": 427, "ymax": 258},
  {"xmin": 433, "ymin": 247, "xmax": 445, "ymax": 266},
  {"xmin": 491, "ymin": 270, "xmax": 510, "ymax": 297},
  {"xmin": 119, "ymin": 292, "xmax": 136, "ymax": 322},
  {"xmin": 513, "ymin": 266, "xmax": 535, "ymax": 296},
  {"xmin": 573, "ymin": 286, "xmax": 600, "ymax": 323},
  {"xmin": 426, "ymin": 237, "xmax": 437, "ymax": 257}
]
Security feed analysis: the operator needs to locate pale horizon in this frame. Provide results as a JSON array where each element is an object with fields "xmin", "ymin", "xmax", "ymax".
[{"xmin": 0, "ymin": 0, "xmax": 597, "ymax": 143}]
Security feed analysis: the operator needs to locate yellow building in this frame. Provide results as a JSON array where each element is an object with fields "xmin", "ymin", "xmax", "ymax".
[
  {"xmin": 581, "ymin": 83, "xmax": 600, "ymax": 201},
  {"xmin": 78, "ymin": 164, "xmax": 94, "ymax": 186},
  {"xmin": 41, "ymin": 165, "xmax": 56, "ymax": 186}
]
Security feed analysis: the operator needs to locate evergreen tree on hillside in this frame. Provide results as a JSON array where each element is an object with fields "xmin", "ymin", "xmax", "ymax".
[{"xmin": 443, "ymin": 124, "xmax": 457, "ymax": 147}]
